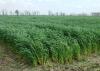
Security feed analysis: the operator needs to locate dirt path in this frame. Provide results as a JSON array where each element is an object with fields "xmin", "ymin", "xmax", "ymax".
[
  {"xmin": 0, "ymin": 43, "xmax": 27, "ymax": 71},
  {"xmin": 0, "ymin": 43, "xmax": 100, "ymax": 71}
]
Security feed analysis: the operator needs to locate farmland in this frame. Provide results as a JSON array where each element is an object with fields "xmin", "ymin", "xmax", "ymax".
[{"xmin": 0, "ymin": 16, "xmax": 100, "ymax": 66}]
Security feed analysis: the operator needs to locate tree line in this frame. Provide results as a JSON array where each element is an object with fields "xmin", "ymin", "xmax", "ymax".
[
  {"xmin": 0, "ymin": 10, "xmax": 66, "ymax": 16},
  {"xmin": 0, "ymin": 10, "xmax": 40, "ymax": 16},
  {"xmin": 0, "ymin": 9, "xmax": 100, "ymax": 16}
]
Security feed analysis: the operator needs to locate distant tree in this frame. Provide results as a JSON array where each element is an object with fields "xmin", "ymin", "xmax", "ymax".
[
  {"xmin": 32, "ymin": 11, "xmax": 36, "ymax": 15},
  {"xmin": 60, "ymin": 12, "xmax": 65, "ymax": 16},
  {"xmin": 24, "ymin": 10, "xmax": 31, "ymax": 15},
  {"xmin": 36, "ymin": 11, "xmax": 40, "ymax": 15},
  {"xmin": 48, "ymin": 11, "xmax": 53, "ymax": 16},
  {"xmin": 1, "ymin": 9, "xmax": 8, "ymax": 15},
  {"xmin": 31, "ymin": 11, "xmax": 36, "ymax": 16},
  {"xmin": 15, "ymin": 10, "xmax": 19, "ymax": 16},
  {"xmin": 9, "ymin": 11, "xmax": 13, "ymax": 15},
  {"xmin": 31, "ymin": 11, "xmax": 39, "ymax": 15},
  {"xmin": 91, "ymin": 12, "xmax": 100, "ymax": 16},
  {"xmin": 2, "ymin": 10, "xmax": 5, "ymax": 15},
  {"xmin": 55, "ymin": 12, "xmax": 59, "ymax": 16}
]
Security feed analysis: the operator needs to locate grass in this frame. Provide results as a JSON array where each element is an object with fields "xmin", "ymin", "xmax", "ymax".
[{"xmin": 0, "ymin": 16, "xmax": 100, "ymax": 66}]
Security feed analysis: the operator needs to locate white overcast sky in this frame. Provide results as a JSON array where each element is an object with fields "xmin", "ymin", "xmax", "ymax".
[{"xmin": 0, "ymin": 0, "xmax": 100, "ymax": 14}]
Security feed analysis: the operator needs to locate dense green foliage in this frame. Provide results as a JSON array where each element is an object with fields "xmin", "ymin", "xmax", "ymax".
[{"xmin": 0, "ymin": 16, "xmax": 100, "ymax": 65}]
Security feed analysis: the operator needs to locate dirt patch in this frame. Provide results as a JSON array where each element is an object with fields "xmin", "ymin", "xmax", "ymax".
[{"xmin": 0, "ymin": 43, "xmax": 25, "ymax": 71}]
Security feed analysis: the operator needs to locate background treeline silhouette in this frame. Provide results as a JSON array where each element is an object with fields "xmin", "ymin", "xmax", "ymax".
[{"xmin": 0, "ymin": 9, "xmax": 100, "ymax": 16}]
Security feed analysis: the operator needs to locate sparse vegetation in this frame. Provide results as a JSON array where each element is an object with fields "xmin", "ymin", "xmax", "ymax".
[{"xmin": 0, "ymin": 16, "xmax": 100, "ymax": 66}]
